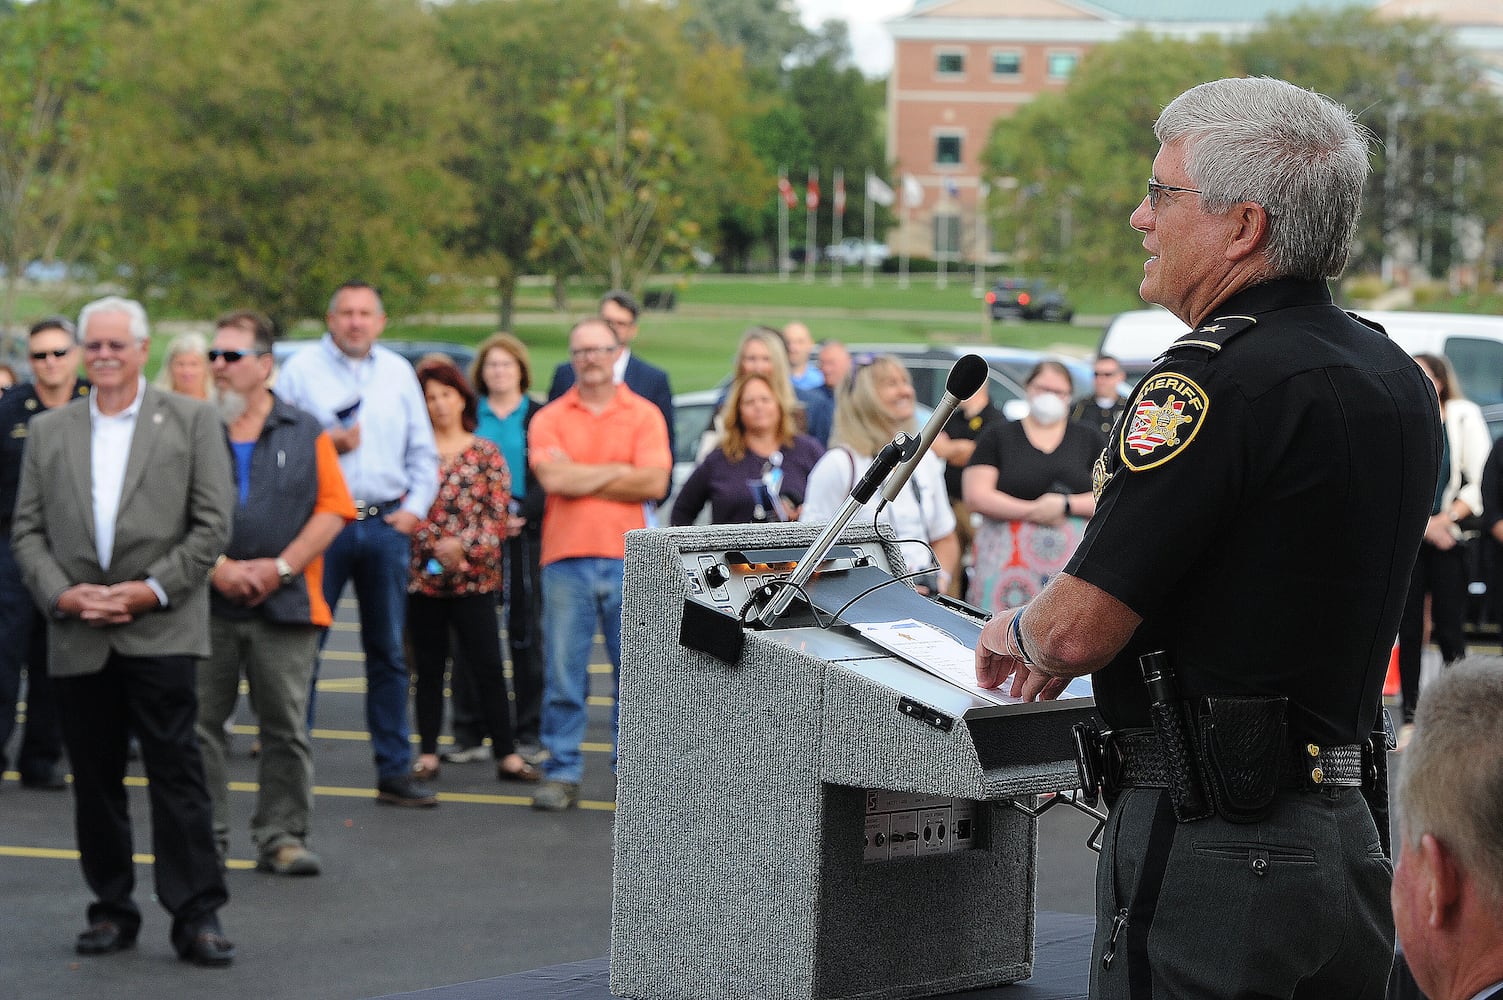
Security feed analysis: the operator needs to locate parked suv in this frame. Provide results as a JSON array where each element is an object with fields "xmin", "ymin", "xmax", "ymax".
[{"xmin": 985, "ymin": 279, "xmax": 1074, "ymax": 323}]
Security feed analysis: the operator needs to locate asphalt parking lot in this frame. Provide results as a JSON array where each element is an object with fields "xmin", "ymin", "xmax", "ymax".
[{"xmin": 0, "ymin": 592, "xmax": 1133, "ymax": 1000}]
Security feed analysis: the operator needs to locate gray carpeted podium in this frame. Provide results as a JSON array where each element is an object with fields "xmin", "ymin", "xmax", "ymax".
[{"xmin": 612, "ymin": 522, "xmax": 1098, "ymax": 1000}]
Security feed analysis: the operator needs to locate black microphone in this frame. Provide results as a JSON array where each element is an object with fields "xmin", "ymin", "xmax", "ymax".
[
  {"xmin": 755, "ymin": 431, "xmax": 918, "ymax": 626},
  {"xmin": 852, "ymin": 433, "xmax": 920, "ymax": 504},
  {"xmin": 880, "ymin": 354, "xmax": 989, "ymax": 504}
]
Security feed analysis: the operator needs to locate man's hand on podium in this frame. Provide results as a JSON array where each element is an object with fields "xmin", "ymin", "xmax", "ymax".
[{"xmin": 976, "ymin": 607, "xmax": 1070, "ymax": 703}]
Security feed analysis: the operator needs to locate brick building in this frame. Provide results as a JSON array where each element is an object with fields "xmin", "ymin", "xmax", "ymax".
[{"xmin": 884, "ymin": 0, "xmax": 1503, "ymax": 260}]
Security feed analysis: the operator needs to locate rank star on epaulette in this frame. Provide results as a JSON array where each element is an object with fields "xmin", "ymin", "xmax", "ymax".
[{"xmin": 1121, "ymin": 371, "xmax": 1208, "ymax": 471}]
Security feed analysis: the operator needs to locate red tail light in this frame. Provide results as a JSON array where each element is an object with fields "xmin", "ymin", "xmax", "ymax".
[
  {"xmin": 1018, "ymin": 292, "xmax": 1031, "ymax": 306},
  {"xmin": 985, "ymin": 292, "xmax": 996, "ymax": 304}
]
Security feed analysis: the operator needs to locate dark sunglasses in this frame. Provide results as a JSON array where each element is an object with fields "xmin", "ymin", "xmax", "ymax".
[
  {"xmin": 30, "ymin": 348, "xmax": 72, "ymax": 360},
  {"xmin": 207, "ymin": 349, "xmax": 266, "ymax": 363},
  {"xmin": 846, "ymin": 351, "xmax": 878, "ymax": 390}
]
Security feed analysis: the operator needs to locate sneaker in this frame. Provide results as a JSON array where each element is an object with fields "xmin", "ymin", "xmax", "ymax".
[
  {"xmin": 376, "ymin": 776, "xmax": 439, "ymax": 808},
  {"xmin": 256, "ymin": 843, "xmax": 322, "ymax": 876},
  {"xmin": 439, "ymin": 745, "xmax": 490, "ymax": 764},
  {"xmin": 531, "ymin": 779, "xmax": 579, "ymax": 812}
]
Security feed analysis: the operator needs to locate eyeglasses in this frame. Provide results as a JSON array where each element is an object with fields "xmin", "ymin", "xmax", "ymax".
[
  {"xmin": 569, "ymin": 345, "xmax": 619, "ymax": 360},
  {"xmin": 603, "ymin": 318, "xmax": 637, "ymax": 332},
  {"xmin": 1093, "ymin": 369, "xmax": 1121, "ymax": 379},
  {"xmin": 82, "ymin": 340, "xmax": 134, "ymax": 354},
  {"xmin": 31, "ymin": 348, "xmax": 72, "ymax": 360},
  {"xmin": 207, "ymin": 349, "xmax": 266, "ymax": 363},
  {"xmin": 1146, "ymin": 179, "xmax": 1202, "ymax": 209}
]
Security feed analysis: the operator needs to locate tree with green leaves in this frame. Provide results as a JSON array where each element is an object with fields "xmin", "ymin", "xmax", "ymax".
[
  {"xmin": 0, "ymin": 0, "xmax": 103, "ymax": 339},
  {"xmin": 522, "ymin": 10, "xmax": 762, "ymax": 295},
  {"xmin": 982, "ymin": 11, "xmax": 1503, "ymax": 293},
  {"xmin": 85, "ymin": 0, "xmax": 470, "ymax": 328}
]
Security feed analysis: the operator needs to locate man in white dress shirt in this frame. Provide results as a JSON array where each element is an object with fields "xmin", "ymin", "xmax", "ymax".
[{"xmin": 274, "ymin": 281, "xmax": 439, "ymax": 807}]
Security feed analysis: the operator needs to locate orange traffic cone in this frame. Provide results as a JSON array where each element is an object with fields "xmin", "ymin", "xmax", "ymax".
[{"xmin": 1383, "ymin": 644, "xmax": 1401, "ymax": 697}]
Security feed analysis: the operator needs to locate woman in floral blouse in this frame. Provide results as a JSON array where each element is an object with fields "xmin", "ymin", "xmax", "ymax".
[{"xmin": 408, "ymin": 360, "xmax": 539, "ymax": 785}]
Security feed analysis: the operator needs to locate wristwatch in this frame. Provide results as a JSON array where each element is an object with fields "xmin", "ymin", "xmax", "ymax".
[{"xmin": 275, "ymin": 557, "xmax": 295, "ymax": 586}]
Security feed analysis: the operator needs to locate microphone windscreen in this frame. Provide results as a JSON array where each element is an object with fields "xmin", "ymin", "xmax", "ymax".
[{"xmin": 947, "ymin": 354, "xmax": 990, "ymax": 399}]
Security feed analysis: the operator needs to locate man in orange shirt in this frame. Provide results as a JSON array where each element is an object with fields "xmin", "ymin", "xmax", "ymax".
[
  {"xmin": 196, "ymin": 310, "xmax": 355, "ymax": 874},
  {"xmin": 528, "ymin": 318, "xmax": 671, "ymax": 811}
]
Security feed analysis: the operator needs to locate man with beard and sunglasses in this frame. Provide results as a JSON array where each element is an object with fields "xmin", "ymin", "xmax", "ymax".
[{"xmin": 195, "ymin": 310, "xmax": 353, "ymax": 877}]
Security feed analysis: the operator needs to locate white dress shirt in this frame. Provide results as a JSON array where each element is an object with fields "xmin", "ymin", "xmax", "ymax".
[
  {"xmin": 89, "ymin": 378, "xmax": 168, "ymax": 606},
  {"xmin": 90, "ymin": 378, "xmax": 146, "ymax": 571}
]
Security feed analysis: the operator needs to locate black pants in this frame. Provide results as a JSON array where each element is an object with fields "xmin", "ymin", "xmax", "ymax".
[
  {"xmin": 1091, "ymin": 786, "xmax": 1393, "ymax": 999},
  {"xmin": 0, "ymin": 535, "xmax": 64, "ymax": 779},
  {"xmin": 408, "ymin": 592, "xmax": 517, "ymax": 760},
  {"xmin": 452, "ymin": 525, "xmax": 544, "ymax": 748},
  {"xmin": 1398, "ymin": 541, "xmax": 1467, "ymax": 721},
  {"xmin": 55, "ymin": 652, "xmax": 227, "ymax": 937}
]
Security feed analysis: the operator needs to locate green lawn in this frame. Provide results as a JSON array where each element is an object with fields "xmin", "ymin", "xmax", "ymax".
[{"xmin": 7, "ymin": 273, "xmax": 1113, "ymax": 393}]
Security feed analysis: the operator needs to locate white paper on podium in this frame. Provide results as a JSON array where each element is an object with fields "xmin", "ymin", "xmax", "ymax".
[{"xmin": 851, "ymin": 618, "xmax": 1091, "ymax": 708}]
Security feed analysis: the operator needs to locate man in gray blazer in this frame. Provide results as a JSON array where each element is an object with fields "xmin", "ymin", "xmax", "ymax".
[{"xmin": 11, "ymin": 296, "xmax": 238, "ymax": 966}]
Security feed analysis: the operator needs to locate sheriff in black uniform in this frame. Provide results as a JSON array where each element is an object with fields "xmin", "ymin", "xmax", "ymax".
[
  {"xmin": 975, "ymin": 78, "xmax": 1440, "ymax": 999},
  {"xmin": 0, "ymin": 317, "xmax": 89, "ymax": 791}
]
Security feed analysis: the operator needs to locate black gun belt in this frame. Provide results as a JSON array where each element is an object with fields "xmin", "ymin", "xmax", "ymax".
[{"xmin": 1108, "ymin": 729, "xmax": 1366, "ymax": 790}]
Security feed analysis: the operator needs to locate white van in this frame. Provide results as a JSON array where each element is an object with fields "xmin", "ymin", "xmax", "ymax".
[{"xmin": 1099, "ymin": 307, "xmax": 1503, "ymax": 406}]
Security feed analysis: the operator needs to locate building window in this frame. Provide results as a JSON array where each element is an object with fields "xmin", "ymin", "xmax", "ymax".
[
  {"xmin": 991, "ymin": 51, "xmax": 1022, "ymax": 78},
  {"xmin": 933, "ymin": 214, "xmax": 962, "ymax": 259},
  {"xmin": 936, "ymin": 50, "xmax": 964, "ymax": 77},
  {"xmin": 1047, "ymin": 51, "xmax": 1078, "ymax": 80},
  {"xmin": 935, "ymin": 134, "xmax": 962, "ymax": 167}
]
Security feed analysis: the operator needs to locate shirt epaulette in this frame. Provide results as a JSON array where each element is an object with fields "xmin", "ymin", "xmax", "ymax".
[
  {"xmin": 1345, "ymin": 311, "xmax": 1388, "ymax": 336},
  {"xmin": 1165, "ymin": 315, "xmax": 1258, "ymax": 356}
]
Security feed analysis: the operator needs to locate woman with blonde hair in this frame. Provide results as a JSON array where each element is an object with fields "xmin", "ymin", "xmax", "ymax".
[
  {"xmin": 671, "ymin": 373, "xmax": 823, "ymax": 525},
  {"xmin": 801, "ymin": 354, "xmax": 958, "ymax": 595},
  {"xmin": 153, "ymin": 331, "xmax": 215, "ymax": 401}
]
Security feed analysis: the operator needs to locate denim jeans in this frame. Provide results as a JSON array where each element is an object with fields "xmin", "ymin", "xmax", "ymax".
[
  {"xmin": 540, "ymin": 557, "xmax": 622, "ymax": 784},
  {"xmin": 0, "ymin": 533, "xmax": 63, "ymax": 779},
  {"xmin": 309, "ymin": 517, "xmax": 413, "ymax": 782}
]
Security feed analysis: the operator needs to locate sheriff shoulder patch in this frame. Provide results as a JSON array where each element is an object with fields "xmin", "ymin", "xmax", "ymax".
[{"xmin": 1120, "ymin": 371, "xmax": 1208, "ymax": 471}]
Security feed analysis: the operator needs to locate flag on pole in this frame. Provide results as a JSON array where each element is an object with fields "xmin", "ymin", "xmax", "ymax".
[
  {"xmin": 806, "ymin": 168, "xmax": 820, "ymax": 212},
  {"xmin": 902, "ymin": 174, "xmax": 924, "ymax": 208},
  {"xmin": 866, "ymin": 173, "xmax": 896, "ymax": 207},
  {"xmin": 778, "ymin": 174, "xmax": 797, "ymax": 209},
  {"xmin": 833, "ymin": 170, "xmax": 846, "ymax": 216}
]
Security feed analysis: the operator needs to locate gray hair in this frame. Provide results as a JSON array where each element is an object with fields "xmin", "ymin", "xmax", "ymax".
[
  {"xmin": 1155, "ymin": 77, "xmax": 1372, "ymax": 280},
  {"xmin": 152, "ymin": 331, "xmax": 215, "ymax": 398},
  {"xmin": 77, "ymin": 296, "xmax": 150, "ymax": 344},
  {"xmin": 1396, "ymin": 658, "xmax": 1503, "ymax": 908}
]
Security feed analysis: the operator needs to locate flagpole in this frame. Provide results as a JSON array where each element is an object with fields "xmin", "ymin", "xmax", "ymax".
[
  {"xmin": 973, "ymin": 180, "xmax": 989, "ymax": 297},
  {"xmin": 864, "ymin": 171, "xmax": 876, "ymax": 288},
  {"xmin": 804, "ymin": 166, "xmax": 817, "ymax": 284},
  {"xmin": 831, "ymin": 168, "xmax": 844, "ymax": 286},
  {"xmin": 778, "ymin": 167, "xmax": 789, "ymax": 282}
]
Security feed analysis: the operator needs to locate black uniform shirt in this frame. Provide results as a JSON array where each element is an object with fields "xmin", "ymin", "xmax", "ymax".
[
  {"xmin": 941, "ymin": 400, "xmax": 1001, "ymax": 500},
  {"xmin": 1071, "ymin": 395, "xmax": 1127, "ymax": 438},
  {"xmin": 0, "ymin": 381, "xmax": 89, "ymax": 522},
  {"xmin": 1064, "ymin": 278, "xmax": 1440, "ymax": 745}
]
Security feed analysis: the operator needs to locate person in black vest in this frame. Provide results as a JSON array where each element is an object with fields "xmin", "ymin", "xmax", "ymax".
[
  {"xmin": 973, "ymin": 77, "xmax": 1439, "ymax": 998},
  {"xmin": 196, "ymin": 310, "xmax": 355, "ymax": 876}
]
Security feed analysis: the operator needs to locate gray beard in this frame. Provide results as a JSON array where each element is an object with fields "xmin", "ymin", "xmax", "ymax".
[{"xmin": 217, "ymin": 389, "xmax": 248, "ymax": 425}]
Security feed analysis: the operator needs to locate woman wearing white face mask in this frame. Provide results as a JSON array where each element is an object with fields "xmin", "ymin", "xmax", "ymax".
[{"xmin": 961, "ymin": 360, "xmax": 1106, "ymax": 613}]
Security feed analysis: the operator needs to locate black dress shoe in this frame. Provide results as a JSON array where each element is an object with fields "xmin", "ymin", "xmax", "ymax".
[
  {"xmin": 76, "ymin": 920, "xmax": 138, "ymax": 956},
  {"xmin": 375, "ymin": 776, "xmax": 438, "ymax": 808},
  {"xmin": 174, "ymin": 929, "xmax": 236, "ymax": 967},
  {"xmin": 21, "ymin": 767, "xmax": 68, "ymax": 790}
]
